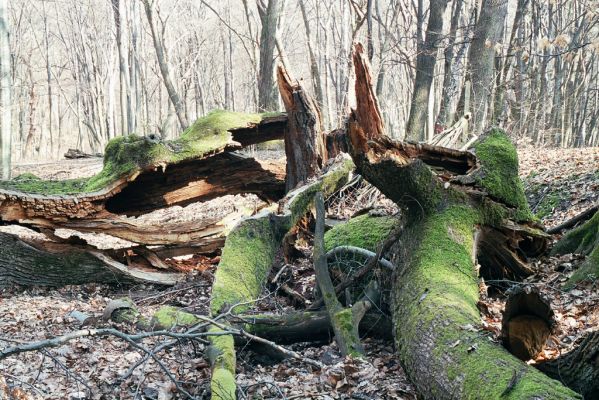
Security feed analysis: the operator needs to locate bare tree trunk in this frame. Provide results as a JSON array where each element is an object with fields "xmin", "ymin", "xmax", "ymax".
[
  {"xmin": 405, "ymin": 0, "xmax": 449, "ymax": 141},
  {"xmin": 466, "ymin": 0, "xmax": 508, "ymax": 134},
  {"xmin": 298, "ymin": 0, "xmax": 327, "ymax": 127},
  {"xmin": 141, "ymin": 0, "xmax": 189, "ymax": 130},
  {"xmin": 0, "ymin": 0, "xmax": 11, "ymax": 179},
  {"xmin": 257, "ymin": 0, "xmax": 281, "ymax": 111},
  {"xmin": 438, "ymin": 0, "xmax": 464, "ymax": 126}
]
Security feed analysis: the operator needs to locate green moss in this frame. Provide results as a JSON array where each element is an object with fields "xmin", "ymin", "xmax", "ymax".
[
  {"xmin": 393, "ymin": 205, "xmax": 579, "ymax": 399},
  {"xmin": 210, "ymin": 217, "xmax": 280, "ymax": 315},
  {"xmin": 0, "ymin": 172, "xmax": 88, "ymax": 195},
  {"xmin": 0, "ymin": 110, "xmax": 281, "ymax": 195},
  {"xmin": 324, "ymin": 214, "xmax": 399, "ymax": 252},
  {"xmin": 473, "ymin": 129, "xmax": 533, "ymax": 221},
  {"xmin": 535, "ymin": 191, "xmax": 567, "ymax": 219},
  {"xmin": 208, "ymin": 327, "xmax": 236, "ymax": 372},
  {"xmin": 556, "ymin": 212, "xmax": 599, "ymax": 287},
  {"xmin": 151, "ymin": 306, "xmax": 200, "ymax": 329},
  {"xmin": 211, "ymin": 368, "xmax": 236, "ymax": 400},
  {"xmin": 567, "ymin": 247, "xmax": 599, "ymax": 288},
  {"xmin": 552, "ymin": 210, "xmax": 599, "ymax": 256},
  {"xmin": 287, "ymin": 158, "xmax": 354, "ymax": 226},
  {"xmin": 208, "ymin": 326, "xmax": 237, "ymax": 400},
  {"xmin": 332, "ymin": 309, "xmax": 363, "ymax": 358}
]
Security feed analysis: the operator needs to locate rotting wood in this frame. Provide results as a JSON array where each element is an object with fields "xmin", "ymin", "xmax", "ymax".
[
  {"xmin": 277, "ymin": 65, "xmax": 327, "ymax": 191},
  {"xmin": 501, "ymin": 285, "xmax": 555, "ymax": 361},
  {"xmin": 345, "ymin": 42, "xmax": 577, "ymax": 399}
]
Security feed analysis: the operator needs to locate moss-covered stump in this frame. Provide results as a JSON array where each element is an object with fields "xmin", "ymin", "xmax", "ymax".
[
  {"xmin": 552, "ymin": 210, "xmax": 599, "ymax": 287},
  {"xmin": 392, "ymin": 207, "xmax": 579, "ymax": 399}
]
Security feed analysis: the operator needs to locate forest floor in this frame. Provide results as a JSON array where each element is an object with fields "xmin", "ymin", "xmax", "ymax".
[{"xmin": 0, "ymin": 146, "xmax": 597, "ymax": 400}]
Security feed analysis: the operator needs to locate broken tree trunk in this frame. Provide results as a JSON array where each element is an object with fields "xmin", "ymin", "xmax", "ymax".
[
  {"xmin": 0, "ymin": 111, "xmax": 287, "ymax": 286},
  {"xmin": 345, "ymin": 43, "xmax": 578, "ymax": 399},
  {"xmin": 277, "ymin": 66, "xmax": 327, "ymax": 191}
]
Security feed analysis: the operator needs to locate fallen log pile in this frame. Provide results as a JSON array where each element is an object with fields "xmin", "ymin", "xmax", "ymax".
[{"xmin": 0, "ymin": 42, "xmax": 595, "ymax": 400}]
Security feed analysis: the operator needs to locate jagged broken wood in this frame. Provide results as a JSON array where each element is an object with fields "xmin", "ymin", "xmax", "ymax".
[
  {"xmin": 345, "ymin": 42, "xmax": 578, "ymax": 399},
  {"xmin": 0, "ymin": 111, "xmax": 288, "ymax": 286}
]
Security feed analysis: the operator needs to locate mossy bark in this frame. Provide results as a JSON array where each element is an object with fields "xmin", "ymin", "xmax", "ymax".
[
  {"xmin": 207, "ymin": 160, "xmax": 353, "ymax": 399},
  {"xmin": 552, "ymin": 210, "xmax": 599, "ymax": 287},
  {"xmin": 346, "ymin": 43, "xmax": 576, "ymax": 399},
  {"xmin": 391, "ymin": 207, "xmax": 579, "ymax": 399}
]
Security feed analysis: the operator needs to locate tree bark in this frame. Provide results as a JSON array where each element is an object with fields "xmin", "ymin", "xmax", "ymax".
[
  {"xmin": 257, "ymin": 0, "xmax": 281, "ymax": 111},
  {"xmin": 466, "ymin": 0, "xmax": 509, "ymax": 134},
  {"xmin": 405, "ymin": 0, "xmax": 449, "ymax": 141},
  {"xmin": 538, "ymin": 330, "xmax": 599, "ymax": 399},
  {"xmin": 0, "ymin": 0, "xmax": 11, "ymax": 180},
  {"xmin": 277, "ymin": 66, "xmax": 327, "ymax": 191}
]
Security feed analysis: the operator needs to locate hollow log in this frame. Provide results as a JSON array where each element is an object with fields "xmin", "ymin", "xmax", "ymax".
[
  {"xmin": 501, "ymin": 286, "xmax": 555, "ymax": 361},
  {"xmin": 347, "ymin": 43, "xmax": 577, "ymax": 399}
]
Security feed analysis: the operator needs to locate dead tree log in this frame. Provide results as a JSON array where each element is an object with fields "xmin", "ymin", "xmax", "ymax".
[
  {"xmin": 537, "ymin": 330, "xmax": 599, "ymax": 399},
  {"xmin": 0, "ymin": 233, "xmax": 182, "ymax": 286},
  {"xmin": 0, "ymin": 112, "xmax": 287, "ymax": 286},
  {"xmin": 207, "ymin": 157, "xmax": 354, "ymax": 400},
  {"xmin": 345, "ymin": 43, "xmax": 578, "ymax": 399}
]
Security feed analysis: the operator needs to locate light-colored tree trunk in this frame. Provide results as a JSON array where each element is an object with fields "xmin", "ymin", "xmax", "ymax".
[
  {"xmin": 257, "ymin": 0, "xmax": 281, "ymax": 112},
  {"xmin": 405, "ymin": 0, "xmax": 450, "ymax": 141},
  {"xmin": 0, "ymin": 0, "xmax": 11, "ymax": 179},
  {"xmin": 466, "ymin": 0, "xmax": 509, "ymax": 134},
  {"xmin": 141, "ymin": 0, "xmax": 189, "ymax": 130}
]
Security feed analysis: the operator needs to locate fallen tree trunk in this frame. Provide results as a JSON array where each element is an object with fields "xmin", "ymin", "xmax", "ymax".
[
  {"xmin": 0, "ymin": 112, "xmax": 288, "ymax": 286},
  {"xmin": 0, "ymin": 233, "xmax": 182, "ymax": 286},
  {"xmin": 346, "ymin": 43, "xmax": 578, "ymax": 399},
  {"xmin": 207, "ymin": 157, "xmax": 354, "ymax": 400},
  {"xmin": 537, "ymin": 330, "xmax": 599, "ymax": 399}
]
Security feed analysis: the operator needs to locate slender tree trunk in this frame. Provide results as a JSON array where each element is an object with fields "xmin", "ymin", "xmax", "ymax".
[
  {"xmin": 141, "ymin": 0, "xmax": 189, "ymax": 130},
  {"xmin": 0, "ymin": 0, "xmax": 11, "ymax": 179},
  {"xmin": 257, "ymin": 0, "xmax": 281, "ymax": 111},
  {"xmin": 466, "ymin": 0, "xmax": 509, "ymax": 134},
  {"xmin": 406, "ymin": 0, "xmax": 449, "ymax": 141},
  {"xmin": 438, "ymin": 0, "xmax": 463, "ymax": 127}
]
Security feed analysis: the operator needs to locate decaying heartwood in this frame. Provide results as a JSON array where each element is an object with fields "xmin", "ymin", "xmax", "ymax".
[{"xmin": 0, "ymin": 43, "xmax": 595, "ymax": 400}]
